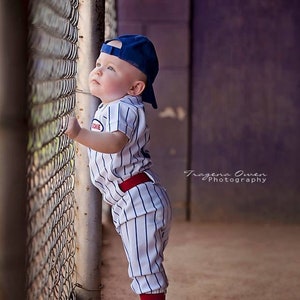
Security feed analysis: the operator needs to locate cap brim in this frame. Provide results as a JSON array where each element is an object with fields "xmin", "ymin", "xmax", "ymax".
[{"xmin": 142, "ymin": 84, "xmax": 158, "ymax": 109}]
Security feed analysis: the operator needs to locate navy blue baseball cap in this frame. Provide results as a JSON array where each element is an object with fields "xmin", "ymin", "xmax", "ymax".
[{"xmin": 100, "ymin": 34, "xmax": 159, "ymax": 109}]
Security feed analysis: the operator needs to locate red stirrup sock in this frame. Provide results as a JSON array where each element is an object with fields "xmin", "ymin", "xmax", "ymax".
[{"xmin": 140, "ymin": 293, "xmax": 165, "ymax": 300}]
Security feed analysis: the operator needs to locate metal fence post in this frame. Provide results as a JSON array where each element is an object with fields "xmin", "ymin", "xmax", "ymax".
[
  {"xmin": 0, "ymin": 1, "xmax": 28, "ymax": 299},
  {"xmin": 74, "ymin": 1, "xmax": 104, "ymax": 299}
]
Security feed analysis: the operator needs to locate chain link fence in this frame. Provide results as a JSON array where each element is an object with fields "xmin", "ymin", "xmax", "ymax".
[
  {"xmin": 26, "ymin": 0, "xmax": 116, "ymax": 298},
  {"xmin": 26, "ymin": 0, "xmax": 78, "ymax": 298}
]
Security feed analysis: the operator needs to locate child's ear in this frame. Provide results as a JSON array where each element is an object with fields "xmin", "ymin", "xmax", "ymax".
[{"xmin": 127, "ymin": 81, "xmax": 146, "ymax": 96}]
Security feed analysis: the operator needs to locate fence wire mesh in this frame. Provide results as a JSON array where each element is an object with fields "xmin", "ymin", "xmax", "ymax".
[
  {"xmin": 26, "ymin": 0, "xmax": 116, "ymax": 298},
  {"xmin": 26, "ymin": 0, "xmax": 79, "ymax": 299}
]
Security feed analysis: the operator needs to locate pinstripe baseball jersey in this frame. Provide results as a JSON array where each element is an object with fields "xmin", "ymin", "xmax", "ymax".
[
  {"xmin": 88, "ymin": 94, "xmax": 172, "ymax": 294},
  {"xmin": 88, "ymin": 94, "xmax": 158, "ymax": 205}
]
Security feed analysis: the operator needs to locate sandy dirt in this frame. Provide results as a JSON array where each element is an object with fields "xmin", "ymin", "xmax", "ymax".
[{"xmin": 101, "ymin": 221, "xmax": 300, "ymax": 300}]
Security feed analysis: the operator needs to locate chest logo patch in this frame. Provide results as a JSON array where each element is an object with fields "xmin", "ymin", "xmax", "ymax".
[{"xmin": 91, "ymin": 119, "xmax": 104, "ymax": 132}]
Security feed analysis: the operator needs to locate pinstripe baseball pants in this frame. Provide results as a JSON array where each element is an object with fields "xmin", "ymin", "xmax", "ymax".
[{"xmin": 111, "ymin": 180, "xmax": 172, "ymax": 295}]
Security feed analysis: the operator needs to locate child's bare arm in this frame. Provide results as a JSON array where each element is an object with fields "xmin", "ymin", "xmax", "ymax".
[{"xmin": 65, "ymin": 116, "xmax": 128, "ymax": 154}]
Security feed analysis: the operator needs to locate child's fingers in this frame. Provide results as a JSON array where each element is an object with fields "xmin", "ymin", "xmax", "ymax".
[{"xmin": 64, "ymin": 116, "xmax": 81, "ymax": 139}]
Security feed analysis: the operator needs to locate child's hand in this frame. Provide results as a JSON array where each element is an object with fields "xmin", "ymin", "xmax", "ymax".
[{"xmin": 64, "ymin": 116, "xmax": 81, "ymax": 140}]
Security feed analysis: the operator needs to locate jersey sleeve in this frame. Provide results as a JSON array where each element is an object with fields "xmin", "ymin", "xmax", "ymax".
[{"xmin": 106, "ymin": 101, "xmax": 137, "ymax": 139}]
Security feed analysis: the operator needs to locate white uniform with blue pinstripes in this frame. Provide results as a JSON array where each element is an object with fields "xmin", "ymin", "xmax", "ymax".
[{"xmin": 88, "ymin": 95, "xmax": 172, "ymax": 294}]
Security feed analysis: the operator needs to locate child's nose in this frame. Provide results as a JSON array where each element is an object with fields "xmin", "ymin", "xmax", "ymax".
[{"xmin": 95, "ymin": 66, "xmax": 103, "ymax": 75}]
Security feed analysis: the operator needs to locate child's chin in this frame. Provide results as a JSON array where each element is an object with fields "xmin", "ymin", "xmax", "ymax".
[{"xmin": 89, "ymin": 88, "xmax": 100, "ymax": 98}]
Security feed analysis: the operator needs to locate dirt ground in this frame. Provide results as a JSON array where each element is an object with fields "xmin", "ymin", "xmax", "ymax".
[{"xmin": 101, "ymin": 221, "xmax": 300, "ymax": 300}]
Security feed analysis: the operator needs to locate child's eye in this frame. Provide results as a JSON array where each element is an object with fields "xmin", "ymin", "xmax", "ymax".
[
  {"xmin": 96, "ymin": 62, "xmax": 101, "ymax": 67},
  {"xmin": 107, "ymin": 66, "xmax": 115, "ymax": 71}
]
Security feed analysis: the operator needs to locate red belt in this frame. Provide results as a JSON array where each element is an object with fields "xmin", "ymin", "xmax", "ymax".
[{"xmin": 119, "ymin": 173, "xmax": 151, "ymax": 192}]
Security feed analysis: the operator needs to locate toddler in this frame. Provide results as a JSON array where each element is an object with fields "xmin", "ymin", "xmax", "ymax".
[{"xmin": 65, "ymin": 35, "xmax": 172, "ymax": 300}]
